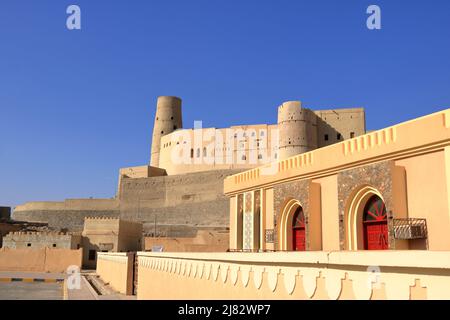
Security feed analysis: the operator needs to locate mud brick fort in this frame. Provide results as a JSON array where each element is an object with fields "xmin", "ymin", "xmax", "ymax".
[{"xmin": 11, "ymin": 96, "xmax": 365, "ymax": 238}]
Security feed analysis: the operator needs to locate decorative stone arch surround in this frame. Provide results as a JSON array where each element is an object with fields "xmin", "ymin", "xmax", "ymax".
[
  {"xmin": 277, "ymin": 198, "xmax": 304, "ymax": 251},
  {"xmin": 338, "ymin": 161, "xmax": 395, "ymax": 250},
  {"xmin": 273, "ymin": 180, "xmax": 311, "ymax": 250},
  {"xmin": 344, "ymin": 185, "xmax": 385, "ymax": 250}
]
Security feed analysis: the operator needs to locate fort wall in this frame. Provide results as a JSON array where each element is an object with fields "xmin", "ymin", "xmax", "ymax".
[
  {"xmin": 0, "ymin": 247, "xmax": 82, "ymax": 273},
  {"xmin": 144, "ymin": 230, "xmax": 229, "ymax": 252},
  {"xmin": 119, "ymin": 169, "xmax": 243, "ymax": 234},
  {"xmin": 12, "ymin": 199, "xmax": 120, "ymax": 231},
  {"xmin": 150, "ymin": 96, "xmax": 183, "ymax": 167},
  {"xmin": 2, "ymin": 231, "xmax": 81, "ymax": 249},
  {"xmin": 155, "ymin": 106, "xmax": 365, "ymax": 175}
]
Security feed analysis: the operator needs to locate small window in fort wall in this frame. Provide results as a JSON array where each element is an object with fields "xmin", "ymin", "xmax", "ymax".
[
  {"xmin": 203, "ymin": 147, "xmax": 207, "ymax": 157},
  {"xmin": 242, "ymin": 155, "xmax": 246, "ymax": 161},
  {"xmin": 173, "ymin": 125, "xmax": 177, "ymax": 130},
  {"xmin": 27, "ymin": 243, "xmax": 31, "ymax": 247},
  {"xmin": 350, "ymin": 132, "xmax": 355, "ymax": 138},
  {"xmin": 258, "ymin": 154, "xmax": 262, "ymax": 159},
  {"xmin": 197, "ymin": 148, "xmax": 200, "ymax": 158},
  {"xmin": 337, "ymin": 133, "xmax": 342, "ymax": 140},
  {"xmin": 191, "ymin": 149, "xmax": 194, "ymax": 158},
  {"xmin": 52, "ymin": 244, "xmax": 56, "ymax": 248},
  {"xmin": 324, "ymin": 134, "xmax": 329, "ymax": 141},
  {"xmin": 88, "ymin": 250, "xmax": 96, "ymax": 261}
]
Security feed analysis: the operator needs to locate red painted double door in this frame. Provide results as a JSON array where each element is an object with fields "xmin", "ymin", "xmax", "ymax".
[
  {"xmin": 364, "ymin": 222, "xmax": 388, "ymax": 250},
  {"xmin": 292, "ymin": 206, "xmax": 306, "ymax": 251},
  {"xmin": 293, "ymin": 228, "xmax": 305, "ymax": 251},
  {"xmin": 363, "ymin": 195, "xmax": 388, "ymax": 250}
]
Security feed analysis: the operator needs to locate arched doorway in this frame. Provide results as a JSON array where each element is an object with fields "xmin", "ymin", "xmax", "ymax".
[
  {"xmin": 345, "ymin": 185, "xmax": 389, "ymax": 250},
  {"xmin": 292, "ymin": 206, "xmax": 306, "ymax": 251},
  {"xmin": 278, "ymin": 199, "xmax": 307, "ymax": 251},
  {"xmin": 363, "ymin": 195, "xmax": 388, "ymax": 250}
]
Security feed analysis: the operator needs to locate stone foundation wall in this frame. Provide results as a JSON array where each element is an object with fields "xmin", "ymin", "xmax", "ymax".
[
  {"xmin": 12, "ymin": 169, "xmax": 243, "ymax": 235},
  {"xmin": 12, "ymin": 210, "xmax": 120, "ymax": 232},
  {"xmin": 119, "ymin": 169, "xmax": 243, "ymax": 235}
]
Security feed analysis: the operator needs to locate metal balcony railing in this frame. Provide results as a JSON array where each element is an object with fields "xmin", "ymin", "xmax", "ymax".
[{"xmin": 393, "ymin": 218, "xmax": 428, "ymax": 240}]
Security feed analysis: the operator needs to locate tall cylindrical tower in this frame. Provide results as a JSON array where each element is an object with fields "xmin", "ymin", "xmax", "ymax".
[
  {"xmin": 150, "ymin": 96, "xmax": 183, "ymax": 167},
  {"xmin": 277, "ymin": 101, "xmax": 317, "ymax": 160}
]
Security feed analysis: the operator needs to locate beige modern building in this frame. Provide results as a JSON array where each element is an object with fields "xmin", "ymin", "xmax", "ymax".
[
  {"xmin": 81, "ymin": 217, "xmax": 143, "ymax": 268},
  {"xmin": 224, "ymin": 108, "xmax": 450, "ymax": 252}
]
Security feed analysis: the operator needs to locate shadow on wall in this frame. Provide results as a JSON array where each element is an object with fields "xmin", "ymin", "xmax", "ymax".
[
  {"xmin": 316, "ymin": 117, "xmax": 344, "ymax": 148},
  {"xmin": 81, "ymin": 238, "xmax": 114, "ymax": 270}
]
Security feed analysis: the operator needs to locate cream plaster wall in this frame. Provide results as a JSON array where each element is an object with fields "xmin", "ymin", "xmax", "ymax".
[
  {"xmin": 313, "ymin": 175, "xmax": 340, "ymax": 251},
  {"xmin": 396, "ymin": 150, "xmax": 450, "ymax": 250},
  {"xmin": 136, "ymin": 251, "xmax": 450, "ymax": 300},
  {"xmin": 96, "ymin": 252, "xmax": 134, "ymax": 295},
  {"xmin": 0, "ymin": 248, "xmax": 82, "ymax": 272},
  {"xmin": 225, "ymin": 109, "xmax": 450, "ymax": 252}
]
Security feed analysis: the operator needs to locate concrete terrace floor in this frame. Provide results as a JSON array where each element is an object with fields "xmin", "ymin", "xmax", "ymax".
[
  {"xmin": 0, "ymin": 282, "xmax": 63, "ymax": 300},
  {"xmin": 0, "ymin": 271, "xmax": 136, "ymax": 300}
]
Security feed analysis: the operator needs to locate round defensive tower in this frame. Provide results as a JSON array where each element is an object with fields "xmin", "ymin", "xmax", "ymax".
[
  {"xmin": 277, "ymin": 101, "xmax": 317, "ymax": 160},
  {"xmin": 150, "ymin": 96, "xmax": 183, "ymax": 167}
]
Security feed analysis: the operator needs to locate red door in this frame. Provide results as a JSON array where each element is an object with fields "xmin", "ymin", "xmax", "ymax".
[
  {"xmin": 292, "ymin": 206, "xmax": 306, "ymax": 251},
  {"xmin": 363, "ymin": 195, "xmax": 388, "ymax": 250},
  {"xmin": 364, "ymin": 222, "xmax": 388, "ymax": 250},
  {"xmin": 293, "ymin": 228, "xmax": 305, "ymax": 251}
]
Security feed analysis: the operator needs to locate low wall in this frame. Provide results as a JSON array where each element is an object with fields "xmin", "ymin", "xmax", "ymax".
[
  {"xmin": 136, "ymin": 251, "xmax": 450, "ymax": 300},
  {"xmin": 145, "ymin": 230, "xmax": 229, "ymax": 252},
  {"xmin": 96, "ymin": 252, "xmax": 134, "ymax": 295},
  {"xmin": 0, "ymin": 248, "xmax": 82, "ymax": 273}
]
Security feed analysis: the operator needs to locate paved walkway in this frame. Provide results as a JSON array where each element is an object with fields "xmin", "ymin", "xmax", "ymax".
[
  {"xmin": 0, "ymin": 271, "xmax": 65, "ymax": 280},
  {"xmin": 0, "ymin": 271, "xmax": 136, "ymax": 300},
  {"xmin": 0, "ymin": 282, "xmax": 63, "ymax": 300}
]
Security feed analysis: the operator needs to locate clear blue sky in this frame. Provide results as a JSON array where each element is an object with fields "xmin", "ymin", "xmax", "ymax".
[{"xmin": 1, "ymin": 0, "xmax": 449, "ymax": 207}]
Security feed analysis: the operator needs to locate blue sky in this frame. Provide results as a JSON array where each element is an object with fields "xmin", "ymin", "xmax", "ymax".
[{"xmin": 1, "ymin": 0, "xmax": 449, "ymax": 207}]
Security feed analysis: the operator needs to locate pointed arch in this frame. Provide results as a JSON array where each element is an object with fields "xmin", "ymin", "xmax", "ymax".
[
  {"xmin": 278, "ymin": 198, "xmax": 305, "ymax": 251},
  {"xmin": 344, "ymin": 185, "xmax": 387, "ymax": 250}
]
